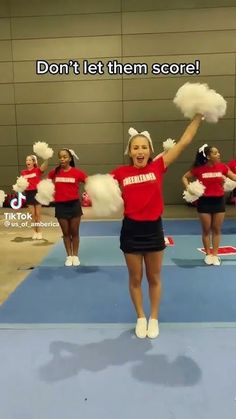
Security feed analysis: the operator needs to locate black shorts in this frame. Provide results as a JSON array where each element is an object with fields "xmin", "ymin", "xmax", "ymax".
[
  {"xmin": 55, "ymin": 199, "xmax": 83, "ymax": 220},
  {"xmin": 120, "ymin": 217, "xmax": 166, "ymax": 254},
  {"xmin": 25, "ymin": 190, "xmax": 40, "ymax": 206},
  {"xmin": 197, "ymin": 196, "xmax": 225, "ymax": 213}
]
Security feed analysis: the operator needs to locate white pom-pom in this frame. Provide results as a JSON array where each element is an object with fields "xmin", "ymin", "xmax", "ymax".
[
  {"xmin": 173, "ymin": 82, "xmax": 227, "ymax": 123},
  {"xmin": 0, "ymin": 190, "xmax": 7, "ymax": 207},
  {"xmin": 183, "ymin": 180, "xmax": 205, "ymax": 203},
  {"xmin": 187, "ymin": 180, "xmax": 205, "ymax": 196},
  {"xmin": 203, "ymin": 89, "xmax": 227, "ymax": 123},
  {"xmin": 183, "ymin": 190, "xmax": 199, "ymax": 203},
  {"xmin": 163, "ymin": 138, "xmax": 176, "ymax": 151},
  {"xmin": 223, "ymin": 177, "xmax": 236, "ymax": 192},
  {"xmin": 128, "ymin": 127, "xmax": 138, "ymax": 137},
  {"xmin": 85, "ymin": 174, "xmax": 124, "ymax": 216},
  {"xmin": 12, "ymin": 176, "xmax": 29, "ymax": 193},
  {"xmin": 35, "ymin": 179, "xmax": 55, "ymax": 205},
  {"xmin": 33, "ymin": 141, "xmax": 54, "ymax": 159}
]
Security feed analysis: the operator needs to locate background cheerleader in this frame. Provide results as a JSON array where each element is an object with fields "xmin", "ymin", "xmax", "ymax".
[
  {"xmin": 20, "ymin": 155, "xmax": 49, "ymax": 239},
  {"xmin": 182, "ymin": 145, "xmax": 236, "ymax": 266},
  {"xmin": 48, "ymin": 149, "xmax": 87, "ymax": 267},
  {"xmin": 226, "ymin": 157, "xmax": 236, "ymax": 204}
]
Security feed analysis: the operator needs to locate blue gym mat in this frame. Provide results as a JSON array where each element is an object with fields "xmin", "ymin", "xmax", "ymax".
[
  {"xmin": 0, "ymin": 265, "xmax": 235, "ymax": 323},
  {"xmin": 79, "ymin": 219, "xmax": 236, "ymax": 236},
  {"xmin": 39, "ymin": 234, "xmax": 236, "ymax": 267},
  {"xmin": 1, "ymin": 220, "xmax": 236, "ymax": 324},
  {"xmin": 1, "ymin": 219, "xmax": 236, "ymax": 419}
]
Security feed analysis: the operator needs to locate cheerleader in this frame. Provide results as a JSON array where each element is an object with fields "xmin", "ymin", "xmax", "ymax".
[
  {"xmin": 21, "ymin": 155, "xmax": 48, "ymax": 239},
  {"xmin": 182, "ymin": 145, "xmax": 236, "ymax": 266},
  {"xmin": 85, "ymin": 82, "xmax": 227, "ymax": 338},
  {"xmin": 110, "ymin": 114, "xmax": 202, "ymax": 339},
  {"xmin": 227, "ymin": 158, "xmax": 236, "ymax": 174},
  {"xmin": 226, "ymin": 158, "xmax": 236, "ymax": 203},
  {"xmin": 48, "ymin": 149, "xmax": 87, "ymax": 267}
]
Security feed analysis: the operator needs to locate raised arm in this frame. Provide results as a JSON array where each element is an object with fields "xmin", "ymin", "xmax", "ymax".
[
  {"xmin": 40, "ymin": 159, "xmax": 49, "ymax": 172},
  {"xmin": 226, "ymin": 169, "xmax": 236, "ymax": 182},
  {"xmin": 163, "ymin": 114, "xmax": 202, "ymax": 168},
  {"xmin": 153, "ymin": 151, "xmax": 165, "ymax": 161}
]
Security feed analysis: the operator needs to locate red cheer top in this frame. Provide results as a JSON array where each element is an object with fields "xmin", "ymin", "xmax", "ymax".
[
  {"xmin": 48, "ymin": 167, "xmax": 87, "ymax": 202},
  {"xmin": 227, "ymin": 159, "xmax": 236, "ymax": 174},
  {"xmin": 111, "ymin": 157, "xmax": 166, "ymax": 221},
  {"xmin": 21, "ymin": 167, "xmax": 43, "ymax": 190},
  {"xmin": 191, "ymin": 163, "xmax": 229, "ymax": 197}
]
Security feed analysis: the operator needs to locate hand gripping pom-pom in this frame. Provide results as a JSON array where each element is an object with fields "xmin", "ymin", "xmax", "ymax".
[
  {"xmin": 183, "ymin": 190, "xmax": 199, "ymax": 203},
  {"xmin": 85, "ymin": 174, "xmax": 124, "ymax": 216},
  {"xmin": 187, "ymin": 180, "xmax": 205, "ymax": 197},
  {"xmin": 33, "ymin": 141, "xmax": 54, "ymax": 159},
  {"xmin": 223, "ymin": 177, "xmax": 236, "ymax": 192},
  {"xmin": 163, "ymin": 138, "xmax": 176, "ymax": 151},
  {"xmin": 35, "ymin": 179, "xmax": 55, "ymax": 205},
  {"xmin": 173, "ymin": 82, "xmax": 227, "ymax": 123},
  {"xmin": 183, "ymin": 180, "xmax": 205, "ymax": 203},
  {"xmin": 12, "ymin": 176, "xmax": 29, "ymax": 193}
]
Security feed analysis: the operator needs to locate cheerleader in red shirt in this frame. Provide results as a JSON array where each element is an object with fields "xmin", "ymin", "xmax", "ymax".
[
  {"xmin": 110, "ymin": 114, "xmax": 202, "ymax": 339},
  {"xmin": 227, "ymin": 158, "xmax": 236, "ymax": 174},
  {"xmin": 21, "ymin": 155, "xmax": 48, "ymax": 239},
  {"xmin": 182, "ymin": 145, "xmax": 236, "ymax": 266},
  {"xmin": 226, "ymin": 158, "xmax": 236, "ymax": 203},
  {"xmin": 48, "ymin": 149, "xmax": 87, "ymax": 267}
]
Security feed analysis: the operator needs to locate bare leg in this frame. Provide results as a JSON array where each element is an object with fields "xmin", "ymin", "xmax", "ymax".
[
  {"xmin": 144, "ymin": 250, "xmax": 164, "ymax": 319},
  {"xmin": 198, "ymin": 213, "xmax": 212, "ymax": 254},
  {"xmin": 28, "ymin": 205, "xmax": 37, "ymax": 235},
  {"xmin": 58, "ymin": 218, "xmax": 72, "ymax": 256},
  {"xmin": 211, "ymin": 212, "xmax": 225, "ymax": 256},
  {"xmin": 69, "ymin": 216, "xmax": 81, "ymax": 255},
  {"xmin": 124, "ymin": 253, "xmax": 145, "ymax": 318},
  {"xmin": 34, "ymin": 204, "xmax": 42, "ymax": 233}
]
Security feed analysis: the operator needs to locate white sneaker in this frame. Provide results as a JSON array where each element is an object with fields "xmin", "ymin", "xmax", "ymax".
[
  {"xmin": 36, "ymin": 232, "xmax": 43, "ymax": 240},
  {"xmin": 212, "ymin": 255, "xmax": 221, "ymax": 266},
  {"xmin": 32, "ymin": 232, "xmax": 38, "ymax": 240},
  {"xmin": 72, "ymin": 256, "xmax": 80, "ymax": 266},
  {"xmin": 204, "ymin": 254, "xmax": 213, "ymax": 265},
  {"xmin": 147, "ymin": 318, "xmax": 159, "ymax": 339},
  {"xmin": 65, "ymin": 256, "xmax": 73, "ymax": 266},
  {"xmin": 135, "ymin": 318, "xmax": 147, "ymax": 339}
]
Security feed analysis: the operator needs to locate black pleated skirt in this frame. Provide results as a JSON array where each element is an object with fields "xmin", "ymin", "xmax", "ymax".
[
  {"xmin": 197, "ymin": 196, "xmax": 225, "ymax": 213},
  {"xmin": 55, "ymin": 199, "xmax": 83, "ymax": 219},
  {"xmin": 25, "ymin": 190, "xmax": 40, "ymax": 205},
  {"xmin": 120, "ymin": 217, "xmax": 166, "ymax": 254}
]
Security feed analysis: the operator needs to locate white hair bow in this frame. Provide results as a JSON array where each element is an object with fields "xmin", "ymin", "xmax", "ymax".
[
  {"xmin": 32, "ymin": 154, "xmax": 38, "ymax": 164},
  {"xmin": 69, "ymin": 149, "xmax": 79, "ymax": 160},
  {"xmin": 198, "ymin": 144, "xmax": 208, "ymax": 157},
  {"xmin": 124, "ymin": 127, "xmax": 154, "ymax": 155}
]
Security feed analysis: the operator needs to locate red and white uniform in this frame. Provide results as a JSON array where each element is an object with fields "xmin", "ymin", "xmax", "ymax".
[
  {"xmin": 48, "ymin": 167, "xmax": 87, "ymax": 202},
  {"xmin": 191, "ymin": 163, "xmax": 229, "ymax": 197},
  {"xmin": 111, "ymin": 157, "xmax": 166, "ymax": 221},
  {"xmin": 227, "ymin": 159, "xmax": 236, "ymax": 174},
  {"xmin": 21, "ymin": 167, "xmax": 43, "ymax": 190}
]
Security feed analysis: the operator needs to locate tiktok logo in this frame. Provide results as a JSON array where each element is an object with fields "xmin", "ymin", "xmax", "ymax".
[{"xmin": 10, "ymin": 192, "xmax": 26, "ymax": 210}]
